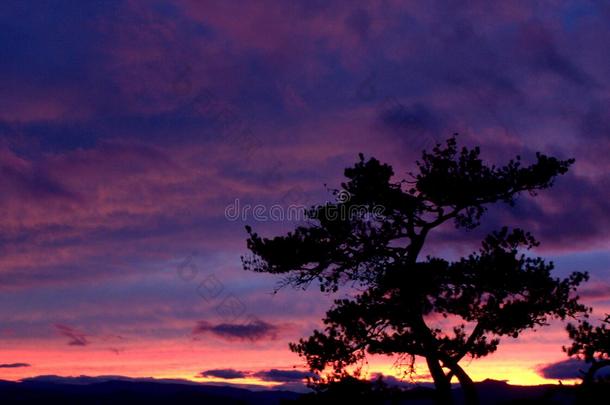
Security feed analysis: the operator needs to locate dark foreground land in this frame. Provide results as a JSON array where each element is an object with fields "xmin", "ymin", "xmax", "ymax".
[{"xmin": 0, "ymin": 377, "xmax": 595, "ymax": 404}]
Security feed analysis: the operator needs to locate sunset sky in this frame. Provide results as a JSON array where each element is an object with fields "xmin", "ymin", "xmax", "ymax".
[{"xmin": 1, "ymin": 0, "xmax": 609, "ymax": 389}]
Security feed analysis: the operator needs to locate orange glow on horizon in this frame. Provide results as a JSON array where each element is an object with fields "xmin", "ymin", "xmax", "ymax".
[
  {"xmin": 0, "ymin": 324, "xmax": 591, "ymax": 387},
  {"xmin": 0, "ymin": 341, "xmax": 580, "ymax": 387}
]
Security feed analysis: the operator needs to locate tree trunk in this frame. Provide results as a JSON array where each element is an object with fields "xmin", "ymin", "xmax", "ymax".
[
  {"xmin": 426, "ymin": 356, "xmax": 453, "ymax": 405},
  {"xmin": 443, "ymin": 357, "xmax": 479, "ymax": 405},
  {"xmin": 583, "ymin": 359, "xmax": 610, "ymax": 385}
]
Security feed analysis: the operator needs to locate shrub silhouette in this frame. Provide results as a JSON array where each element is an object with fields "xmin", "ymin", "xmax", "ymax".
[
  {"xmin": 243, "ymin": 136, "xmax": 588, "ymax": 404},
  {"xmin": 565, "ymin": 313, "xmax": 610, "ymax": 384}
]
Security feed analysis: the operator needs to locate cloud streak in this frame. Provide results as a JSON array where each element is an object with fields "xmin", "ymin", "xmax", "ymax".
[
  {"xmin": 55, "ymin": 324, "xmax": 89, "ymax": 347},
  {"xmin": 199, "ymin": 369, "xmax": 248, "ymax": 379},
  {"xmin": 199, "ymin": 367, "xmax": 314, "ymax": 383},
  {"xmin": 193, "ymin": 320, "xmax": 279, "ymax": 341},
  {"xmin": 253, "ymin": 369, "xmax": 316, "ymax": 382},
  {"xmin": 0, "ymin": 363, "xmax": 31, "ymax": 369}
]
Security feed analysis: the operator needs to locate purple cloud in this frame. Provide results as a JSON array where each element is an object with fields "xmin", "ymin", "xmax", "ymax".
[
  {"xmin": 253, "ymin": 369, "xmax": 316, "ymax": 382},
  {"xmin": 199, "ymin": 369, "xmax": 248, "ymax": 379},
  {"xmin": 199, "ymin": 367, "xmax": 315, "ymax": 383},
  {"xmin": 538, "ymin": 358, "xmax": 610, "ymax": 380},
  {"xmin": 193, "ymin": 319, "xmax": 279, "ymax": 341}
]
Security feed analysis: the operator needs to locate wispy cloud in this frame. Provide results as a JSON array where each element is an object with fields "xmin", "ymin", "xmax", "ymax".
[{"xmin": 54, "ymin": 324, "xmax": 89, "ymax": 346}]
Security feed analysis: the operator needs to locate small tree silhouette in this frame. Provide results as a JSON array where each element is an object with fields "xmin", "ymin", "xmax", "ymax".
[
  {"xmin": 243, "ymin": 136, "xmax": 588, "ymax": 404},
  {"xmin": 565, "ymin": 314, "xmax": 610, "ymax": 384}
]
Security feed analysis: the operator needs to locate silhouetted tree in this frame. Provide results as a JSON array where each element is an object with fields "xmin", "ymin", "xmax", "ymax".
[
  {"xmin": 565, "ymin": 314, "xmax": 610, "ymax": 384},
  {"xmin": 243, "ymin": 136, "xmax": 589, "ymax": 405}
]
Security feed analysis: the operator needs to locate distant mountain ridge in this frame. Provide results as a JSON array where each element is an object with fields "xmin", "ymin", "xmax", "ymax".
[
  {"xmin": 0, "ymin": 376, "xmax": 301, "ymax": 404},
  {"xmin": 0, "ymin": 376, "xmax": 581, "ymax": 404}
]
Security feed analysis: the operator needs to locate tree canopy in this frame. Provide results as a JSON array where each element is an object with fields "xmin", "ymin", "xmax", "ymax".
[{"xmin": 243, "ymin": 136, "xmax": 588, "ymax": 404}]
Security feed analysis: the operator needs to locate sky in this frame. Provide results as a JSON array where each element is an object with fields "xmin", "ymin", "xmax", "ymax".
[{"xmin": 0, "ymin": 0, "xmax": 609, "ymax": 388}]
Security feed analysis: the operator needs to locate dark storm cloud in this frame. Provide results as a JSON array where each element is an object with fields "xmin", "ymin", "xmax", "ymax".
[{"xmin": 193, "ymin": 320, "xmax": 279, "ymax": 341}]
